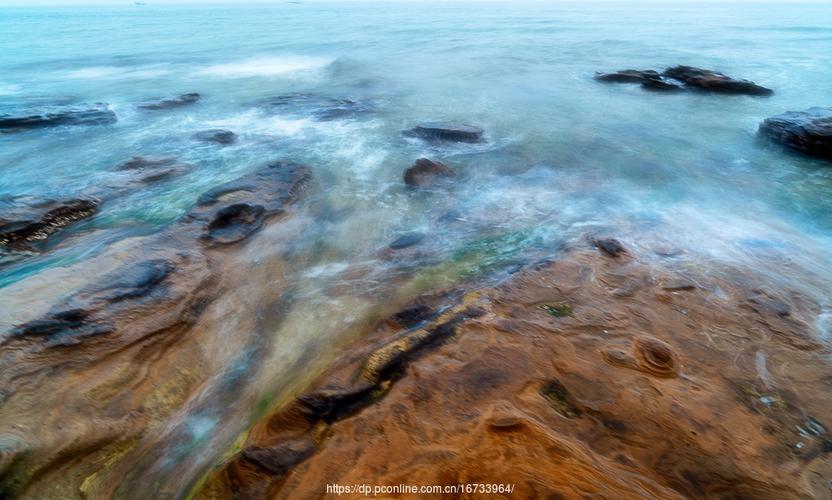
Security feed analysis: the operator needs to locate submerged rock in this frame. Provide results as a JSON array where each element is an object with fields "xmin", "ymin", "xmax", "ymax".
[
  {"xmin": 0, "ymin": 198, "xmax": 99, "ymax": 251},
  {"xmin": 0, "ymin": 104, "xmax": 116, "ymax": 132},
  {"xmin": 593, "ymin": 237, "xmax": 627, "ymax": 257},
  {"xmin": 596, "ymin": 66, "xmax": 772, "ymax": 96},
  {"xmin": 193, "ymin": 129, "xmax": 237, "ymax": 145},
  {"xmin": 189, "ymin": 161, "xmax": 311, "ymax": 244},
  {"xmin": 260, "ymin": 93, "xmax": 373, "ymax": 121},
  {"xmin": 403, "ymin": 158, "xmax": 454, "ymax": 188},
  {"xmin": 115, "ymin": 155, "xmax": 191, "ymax": 183},
  {"xmin": 388, "ymin": 232, "xmax": 425, "ymax": 250},
  {"xmin": 404, "ymin": 122, "xmax": 484, "ymax": 143},
  {"xmin": 758, "ymin": 107, "xmax": 832, "ymax": 160},
  {"xmin": 138, "ymin": 93, "xmax": 201, "ymax": 110}
]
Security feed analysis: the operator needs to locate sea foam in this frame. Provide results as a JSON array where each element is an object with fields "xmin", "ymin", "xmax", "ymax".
[{"xmin": 196, "ymin": 56, "xmax": 333, "ymax": 78}]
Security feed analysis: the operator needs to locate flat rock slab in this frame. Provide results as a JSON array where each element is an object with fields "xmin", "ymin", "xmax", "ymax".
[
  {"xmin": 0, "ymin": 104, "xmax": 116, "ymax": 132},
  {"xmin": 759, "ymin": 107, "xmax": 832, "ymax": 160},
  {"xmin": 596, "ymin": 66, "xmax": 772, "ymax": 96},
  {"xmin": 138, "ymin": 93, "xmax": 201, "ymax": 110},
  {"xmin": 404, "ymin": 122, "xmax": 484, "ymax": 143}
]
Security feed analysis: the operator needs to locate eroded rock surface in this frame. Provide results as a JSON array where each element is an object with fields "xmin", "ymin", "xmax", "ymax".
[
  {"xmin": 759, "ymin": 107, "xmax": 832, "ymax": 160},
  {"xmin": 198, "ymin": 245, "xmax": 832, "ymax": 499},
  {"xmin": 194, "ymin": 129, "xmax": 237, "ymax": 145}
]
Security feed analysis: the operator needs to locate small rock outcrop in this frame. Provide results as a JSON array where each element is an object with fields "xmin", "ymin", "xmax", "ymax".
[
  {"xmin": 758, "ymin": 107, "xmax": 832, "ymax": 160},
  {"xmin": 138, "ymin": 93, "xmax": 201, "ymax": 110},
  {"xmin": 188, "ymin": 161, "xmax": 311, "ymax": 244},
  {"xmin": 115, "ymin": 155, "xmax": 191, "ymax": 183},
  {"xmin": 0, "ymin": 104, "xmax": 116, "ymax": 132},
  {"xmin": 403, "ymin": 158, "xmax": 454, "ymax": 188},
  {"xmin": 260, "ymin": 93, "xmax": 374, "ymax": 121},
  {"xmin": 0, "ymin": 198, "xmax": 99, "ymax": 251},
  {"xmin": 193, "ymin": 129, "xmax": 237, "ymax": 145},
  {"xmin": 596, "ymin": 66, "xmax": 772, "ymax": 96},
  {"xmin": 388, "ymin": 232, "xmax": 425, "ymax": 250},
  {"xmin": 404, "ymin": 122, "xmax": 484, "ymax": 143}
]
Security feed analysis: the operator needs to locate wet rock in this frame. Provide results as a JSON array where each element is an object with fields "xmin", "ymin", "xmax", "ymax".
[
  {"xmin": 8, "ymin": 259, "xmax": 176, "ymax": 346},
  {"xmin": 237, "ymin": 439, "xmax": 317, "ymax": 476},
  {"xmin": 593, "ymin": 237, "xmax": 627, "ymax": 257},
  {"xmin": 138, "ymin": 93, "xmax": 201, "ymax": 110},
  {"xmin": 538, "ymin": 302, "xmax": 573, "ymax": 317},
  {"xmin": 392, "ymin": 304, "xmax": 434, "ymax": 328},
  {"xmin": 404, "ymin": 122, "xmax": 484, "ymax": 143},
  {"xmin": 0, "ymin": 198, "xmax": 99, "ymax": 251},
  {"xmin": 193, "ymin": 129, "xmax": 237, "ymax": 145},
  {"xmin": 540, "ymin": 379, "xmax": 581, "ymax": 418},
  {"xmin": 189, "ymin": 161, "xmax": 311, "ymax": 244},
  {"xmin": 204, "ymin": 203, "xmax": 266, "ymax": 244},
  {"xmin": 758, "ymin": 107, "xmax": 832, "ymax": 160},
  {"xmin": 115, "ymin": 156, "xmax": 190, "ymax": 183},
  {"xmin": 641, "ymin": 78, "xmax": 682, "ymax": 92},
  {"xmin": 594, "ymin": 69, "xmax": 662, "ymax": 84},
  {"xmin": 261, "ymin": 93, "xmax": 373, "ymax": 121},
  {"xmin": 0, "ymin": 104, "xmax": 116, "ymax": 132},
  {"xmin": 633, "ymin": 336, "xmax": 679, "ymax": 378},
  {"xmin": 662, "ymin": 66, "xmax": 773, "ymax": 96},
  {"xmin": 596, "ymin": 66, "xmax": 772, "ymax": 96},
  {"xmin": 388, "ymin": 232, "xmax": 425, "ymax": 250},
  {"xmin": 746, "ymin": 291, "xmax": 791, "ymax": 317},
  {"xmin": 403, "ymin": 158, "xmax": 454, "ymax": 188}
]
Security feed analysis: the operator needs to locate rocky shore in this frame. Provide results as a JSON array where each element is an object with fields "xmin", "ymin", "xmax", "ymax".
[{"xmin": 197, "ymin": 241, "xmax": 832, "ymax": 499}]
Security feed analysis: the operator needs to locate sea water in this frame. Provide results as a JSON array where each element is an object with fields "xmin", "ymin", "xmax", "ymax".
[{"xmin": 1, "ymin": 1, "xmax": 832, "ymax": 495}]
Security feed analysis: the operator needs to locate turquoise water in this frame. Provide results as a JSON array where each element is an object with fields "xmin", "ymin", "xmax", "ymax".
[{"xmin": 2, "ymin": 1, "xmax": 832, "ymax": 495}]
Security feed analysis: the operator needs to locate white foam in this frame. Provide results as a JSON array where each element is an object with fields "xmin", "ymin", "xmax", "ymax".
[
  {"xmin": 61, "ymin": 65, "xmax": 170, "ymax": 80},
  {"xmin": 196, "ymin": 56, "xmax": 333, "ymax": 78},
  {"xmin": 0, "ymin": 83, "xmax": 20, "ymax": 96}
]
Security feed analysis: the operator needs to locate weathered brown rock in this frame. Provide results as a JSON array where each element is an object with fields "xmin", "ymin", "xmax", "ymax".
[
  {"xmin": 198, "ymin": 246, "xmax": 832, "ymax": 499},
  {"xmin": 403, "ymin": 158, "xmax": 454, "ymax": 188},
  {"xmin": 0, "ymin": 197, "xmax": 99, "ymax": 251},
  {"xmin": 138, "ymin": 93, "xmax": 201, "ymax": 110},
  {"xmin": 759, "ymin": 107, "xmax": 832, "ymax": 160}
]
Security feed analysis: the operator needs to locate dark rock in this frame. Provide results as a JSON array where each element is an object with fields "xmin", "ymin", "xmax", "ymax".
[
  {"xmin": 597, "ymin": 66, "xmax": 772, "ymax": 96},
  {"xmin": 193, "ymin": 129, "xmax": 237, "ymax": 145},
  {"xmin": 594, "ymin": 237, "xmax": 627, "ymax": 257},
  {"xmin": 238, "ymin": 439, "xmax": 316, "ymax": 476},
  {"xmin": 0, "ymin": 104, "xmax": 116, "ymax": 132},
  {"xmin": 437, "ymin": 210, "xmax": 463, "ymax": 223},
  {"xmin": 116, "ymin": 156, "xmax": 178, "ymax": 171},
  {"xmin": 595, "ymin": 69, "xmax": 662, "ymax": 84},
  {"xmin": 403, "ymin": 158, "xmax": 454, "ymax": 188},
  {"xmin": 393, "ymin": 304, "xmax": 435, "ymax": 328},
  {"xmin": 9, "ymin": 259, "xmax": 175, "ymax": 347},
  {"xmin": 260, "ymin": 93, "xmax": 373, "ymax": 121},
  {"xmin": 204, "ymin": 203, "xmax": 266, "ymax": 244},
  {"xmin": 86, "ymin": 259, "xmax": 174, "ymax": 303},
  {"xmin": 641, "ymin": 78, "xmax": 682, "ymax": 92},
  {"xmin": 189, "ymin": 161, "xmax": 311, "ymax": 244},
  {"xmin": 662, "ymin": 66, "xmax": 772, "ymax": 96},
  {"xmin": 404, "ymin": 122, "xmax": 484, "ymax": 143},
  {"xmin": 297, "ymin": 384, "xmax": 376, "ymax": 423},
  {"xmin": 0, "ymin": 198, "xmax": 99, "ymax": 251},
  {"xmin": 389, "ymin": 232, "xmax": 425, "ymax": 250},
  {"xmin": 758, "ymin": 108, "xmax": 832, "ymax": 160},
  {"xmin": 138, "ymin": 93, "xmax": 201, "ymax": 110},
  {"xmin": 115, "ymin": 156, "xmax": 190, "ymax": 183}
]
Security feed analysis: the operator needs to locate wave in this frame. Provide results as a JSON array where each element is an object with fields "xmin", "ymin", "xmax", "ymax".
[
  {"xmin": 61, "ymin": 65, "xmax": 171, "ymax": 80},
  {"xmin": 196, "ymin": 56, "xmax": 334, "ymax": 78}
]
